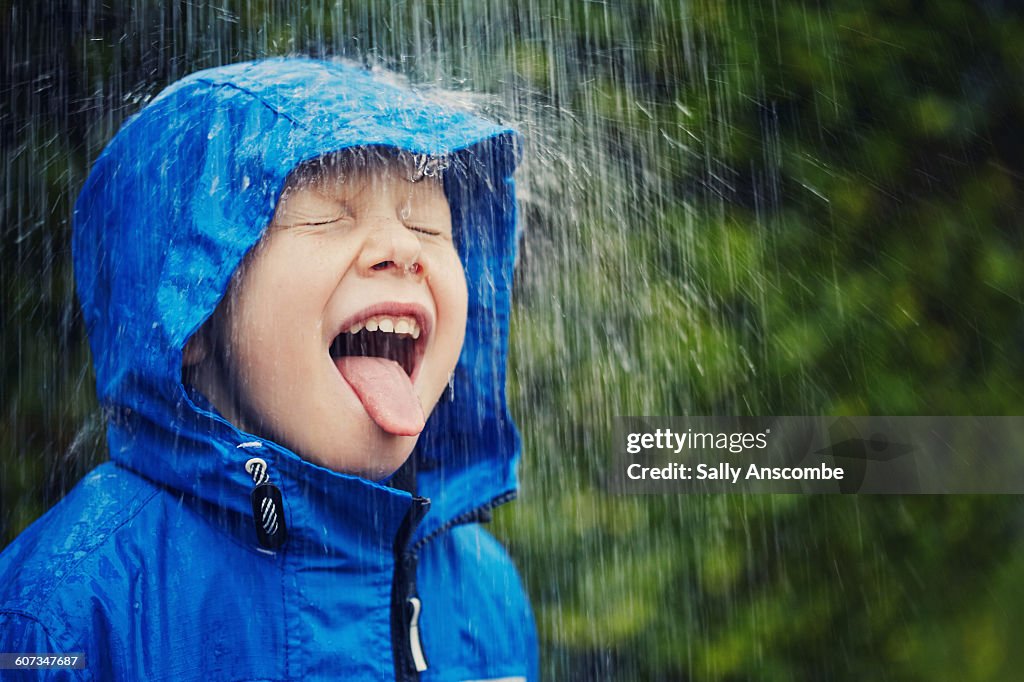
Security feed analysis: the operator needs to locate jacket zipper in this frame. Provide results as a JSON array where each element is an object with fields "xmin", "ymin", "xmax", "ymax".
[
  {"xmin": 391, "ymin": 490, "xmax": 518, "ymax": 682},
  {"xmin": 391, "ymin": 496, "xmax": 431, "ymax": 682},
  {"xmin": 409, "ymin": 490, "xmax": 516, "ymax": 555}
]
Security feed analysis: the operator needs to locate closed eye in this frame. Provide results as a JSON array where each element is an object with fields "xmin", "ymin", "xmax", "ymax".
[
  {"xmin": 407, "ymin": 225, "xmax": 444, "ymax": 237},
  {"xmin": 292, "ymin": 212, "xmax": 355, "ymax": 228}
]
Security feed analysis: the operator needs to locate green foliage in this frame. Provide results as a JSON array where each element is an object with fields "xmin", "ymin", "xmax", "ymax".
[
  {"xmin": 3, "ymin": 1, "xmax": 1024, "ymax": 679},
  {"xmin": 500, "ymin": 0, "xmax": 1024, "ymax": 678}
]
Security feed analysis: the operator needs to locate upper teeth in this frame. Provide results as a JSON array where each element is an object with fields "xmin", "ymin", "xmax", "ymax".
[{"xmin": 348, "ymin": 315, "xmax": 421, "ymax": 339}]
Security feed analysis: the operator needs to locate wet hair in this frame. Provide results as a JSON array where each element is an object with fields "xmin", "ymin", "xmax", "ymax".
[{"xmin": 286, "ymin": 146, "xmax": 449, "ymax": 188}]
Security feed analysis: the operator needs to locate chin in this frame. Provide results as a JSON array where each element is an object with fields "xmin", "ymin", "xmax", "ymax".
[{"xmin": 310, "ymin": 431, "xmax": 418, "ymax": 481}]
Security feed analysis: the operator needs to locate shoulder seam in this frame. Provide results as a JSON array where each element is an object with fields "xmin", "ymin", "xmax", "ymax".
[{"xmin": 19, "ymin": 485, "xmax": 163, "ymax": 614}]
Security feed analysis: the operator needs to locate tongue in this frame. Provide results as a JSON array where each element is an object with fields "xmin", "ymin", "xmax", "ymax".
[{"xmin": 335, "ymin": 357, "xmax": 425, "ymax": 436}]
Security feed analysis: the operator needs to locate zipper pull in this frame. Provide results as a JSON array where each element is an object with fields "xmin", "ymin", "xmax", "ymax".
[
  {"xmin": 244, "ymin": 454, "xmax": 288, "ymax": 551},
  {"xmin": 406, "ymin": 597, "xmax": 428, "ymax": 673}
]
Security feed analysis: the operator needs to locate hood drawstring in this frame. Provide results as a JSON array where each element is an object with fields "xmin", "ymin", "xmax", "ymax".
[{"xmin": 242, "ymin": 448, "xmax": 288, "ymax": 551}]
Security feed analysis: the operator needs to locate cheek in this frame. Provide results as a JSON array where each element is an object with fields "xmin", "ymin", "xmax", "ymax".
[
  {"xmin": 222, "ymin": 263, "xmax": 315, "ymax": 381},
  {"xmin": 434, "ymin": 255, "xmax": 469, "ymax": 328},
  {"xmin": 424, "ymin": 253, "xmax": 469, "ymax": 377},
  {"xmin": 233, "ymin": 241, "xmax": 338, "ymax": 334},
  {"xmin": 448, "ymin": 269, "xmax": 470, "ymax": 366}
]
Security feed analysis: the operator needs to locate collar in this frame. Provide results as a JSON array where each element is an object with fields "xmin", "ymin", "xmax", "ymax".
[{"xmin": 106, "ymin": 385, "xmax": 417, "ymax": 560}]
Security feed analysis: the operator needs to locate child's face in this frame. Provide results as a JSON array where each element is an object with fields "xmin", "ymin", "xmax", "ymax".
[{"xmin": 185, "ymin": 154, "xmax": 468, "ymax": 479}]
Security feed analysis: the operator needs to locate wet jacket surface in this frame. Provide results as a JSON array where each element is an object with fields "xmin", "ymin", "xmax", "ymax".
[{"xmin": 0, "ymin": 59, "xmax": 537, "ymax": 681}]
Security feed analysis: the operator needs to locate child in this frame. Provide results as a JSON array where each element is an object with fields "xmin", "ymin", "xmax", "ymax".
[{"xmin": 0, "ymin": 58, "xmax": 537, "ymax": 681}]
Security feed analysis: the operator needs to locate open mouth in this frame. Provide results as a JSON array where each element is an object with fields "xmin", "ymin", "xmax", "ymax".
[
  {"xmin": 327, "ymin": 306, "xmax": 431, "ymax": 437},
  {"xmin": 328, "ymin": 313, "xmax": 424, "ymax": 378}
]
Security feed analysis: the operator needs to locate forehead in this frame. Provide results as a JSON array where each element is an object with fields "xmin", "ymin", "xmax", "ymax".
[{"xmin": 270, "ymin": 148, "xmax": 454, "ymax": 232}]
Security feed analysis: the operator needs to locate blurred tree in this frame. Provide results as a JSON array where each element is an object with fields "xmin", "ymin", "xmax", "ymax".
[{"xmin": 502, "ymin": 1, "xmax": 1024, "ymax": 679}]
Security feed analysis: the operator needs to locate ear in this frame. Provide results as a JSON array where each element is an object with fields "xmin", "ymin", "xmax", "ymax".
[{"xmin": 182, "ymin": 329, "xmax": 210, "ymax": 368}]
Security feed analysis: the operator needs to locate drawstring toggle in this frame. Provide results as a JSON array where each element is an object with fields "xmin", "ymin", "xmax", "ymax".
[{"xmin": 244, "ymin": 455, "xmax": 287, "ymax": 551}]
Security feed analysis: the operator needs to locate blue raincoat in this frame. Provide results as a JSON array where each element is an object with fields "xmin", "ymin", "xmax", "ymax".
[{"xmin": 0, "ymin": 59, "xmax": 537, "ymax": 681}]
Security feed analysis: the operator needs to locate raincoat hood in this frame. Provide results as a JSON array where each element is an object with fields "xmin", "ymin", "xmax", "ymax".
[{"xmin": 73, "ymin": 58, "xmax": 523, "ymax": 548}]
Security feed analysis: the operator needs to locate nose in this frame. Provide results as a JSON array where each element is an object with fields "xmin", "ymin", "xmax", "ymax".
[{"xmin": 358, "ymin": 217, "xmax": 424, "ymax": 278}]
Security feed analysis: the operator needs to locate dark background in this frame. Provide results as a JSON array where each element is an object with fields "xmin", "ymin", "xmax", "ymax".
[{"xmin": 3, "ymin": 1, "xmax": 1023, "ymax": 679}]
